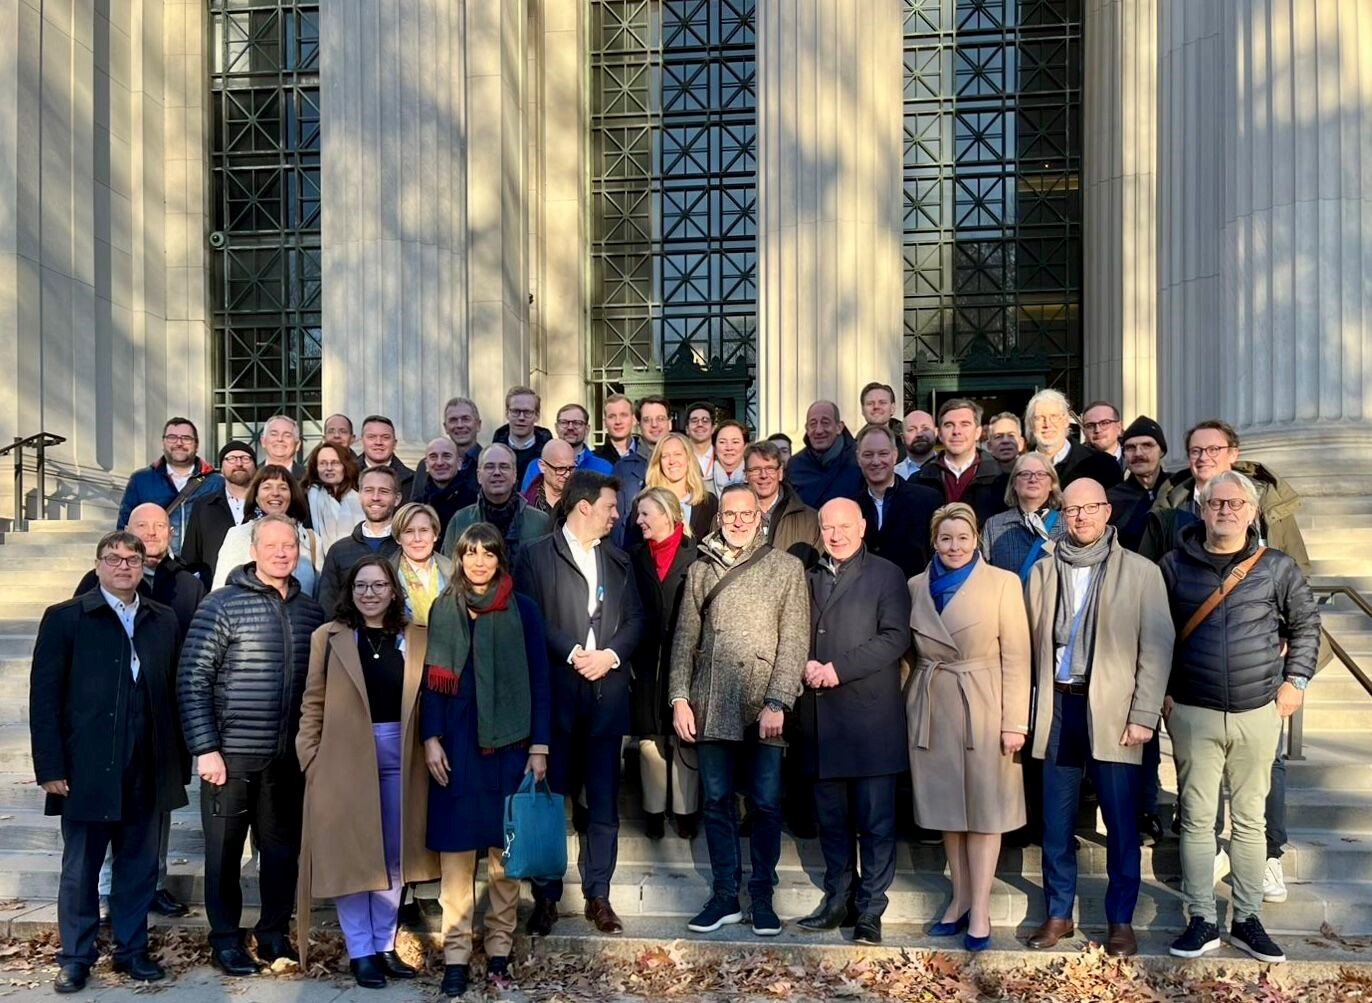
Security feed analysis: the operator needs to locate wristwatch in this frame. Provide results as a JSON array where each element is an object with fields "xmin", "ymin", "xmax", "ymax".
[
  {"xmin": 764, "ymin": 699, "xmax": 785, "ymax": 713},
  {"xmin": 1284, "ymin": 676, "xmax": 1309, "ymax": 692}
]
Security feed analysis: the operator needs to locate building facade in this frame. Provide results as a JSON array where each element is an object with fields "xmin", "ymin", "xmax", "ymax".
[{"xmin": 1, "ymin": 0, "xmax": 1369, "ymax": 515}]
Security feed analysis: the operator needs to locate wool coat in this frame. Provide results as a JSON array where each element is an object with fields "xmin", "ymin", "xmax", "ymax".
[
  {"xmin": 1025, "ymin": 541, "xmax": 1174, "ymax": 764},
  {"xmin": 667, "ymin": 539, "xmax": 809, "ymax": 746},
  {"xmin": 793, "ymin": 548, "xmax": 912, "ymax": 779},
  {"xmin": 858, "ymin": 476, "xmax": 944, "ymax": 579},
  {"xmin": 629, "ymin": 536, "xmax": 697, "ymax": 736},
  {"xmin": 295, "ymin": 622, "xmax": 440, "ymax": 967},
  {"xmin": 906, "ymin": 559, "xmax": 1031, "ymax": 833}
]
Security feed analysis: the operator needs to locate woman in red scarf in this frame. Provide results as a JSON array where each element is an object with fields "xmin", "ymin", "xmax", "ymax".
[{"xmin": 629, "ymin": 487, "xmax": 702, "ymax": 840}]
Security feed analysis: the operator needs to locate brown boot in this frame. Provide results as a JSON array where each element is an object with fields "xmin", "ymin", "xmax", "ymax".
[
  {"xmin": 1027, "ymin": 916, "xmax": 1075, "ymax": 949},
  {"xmin": 584, "ymin": 897, "xmax": 624, "ymax": 934},
  {"xmin": 1105, "ymin": 923, "xmax": 1137, "ymax": 957}
]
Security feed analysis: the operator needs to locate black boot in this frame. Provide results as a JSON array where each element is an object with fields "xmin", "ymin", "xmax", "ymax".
[
  {"xmin": 675, "ymin": 812, "xmax": 699, "ymax": 840},
  {"xmin": 376, "ymin": 950, "xmax": 417, "ymax": 978},
  {"xmin": 645, "ymin": 812, "xmax": 666, "ymax": 840},
  {"xmin": 349, "ymin": 955, "xmax": 386, "ymax": 990},
  {"xmin": 442, "ymin": 963, "xmax": 470, "ymax": 997}
]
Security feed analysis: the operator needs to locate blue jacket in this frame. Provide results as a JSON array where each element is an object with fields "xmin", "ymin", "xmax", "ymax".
[
  {"xmin": 611, "ymin": 449, "xmax": 650, "ymax": 548},
  {"xmin": 117, "ymin": 457, "xmax": 223, "ymax": 558},
  {"xmin": 785, "ymin": 432, "xmax": 862, "ymax": 510},
  {"xmin": 519, "ymin": 444, "xmax": 614, "ymax": 492}
]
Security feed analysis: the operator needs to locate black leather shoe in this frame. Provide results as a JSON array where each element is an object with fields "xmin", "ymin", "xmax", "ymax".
[
  {"xmin": 149, "ymin": 888, "xmax": 189, "ymax": 918},
  {"xmin": 442, "ymin": 963, "xmax": 470, "ymax": 997},
  {"xmin": 1139, "ymin": 813, "xmax": 1165, "ymax": 847},
  {"xmin": 645, "ymin": 812, "xmax": 666, "ymax": 840},
  {"xmin": 212, "ymin": 946, "xmax": 263, "ymax": 977},
  {"xmin": 254, "ymin": 937, "xmax": 298, "ymax": 965},
  {"xmin": 350, "ymin": 955, "xmax": 386, "ymax": 990},
  {"xmin": 526, "ymin": 898, "xmax": 558, "ymax": 936},
  {"xmin": 797, "ymin": 900, "xmax": 848, "ymax": 932},
  {"xmin": 572, "ymin": 803, "xmax": 589, "ymax": 835},
  {"xmin": 377, "ymin": 950, "xmax": 417, "ymax": 979},
  {"xmin": 53, "ymin": 963, "xmax": 88, "ymax": 994},
  {"xmin": 853, "ymin": 913, "xmax": 882, "ymax": 945},
  {"xmin": 113, "ymin": 953, "xmax": 166, "ymax": 982},
  {"xmin": 675, "ymin": 812, "xmax": 699, "ymax": 840}
]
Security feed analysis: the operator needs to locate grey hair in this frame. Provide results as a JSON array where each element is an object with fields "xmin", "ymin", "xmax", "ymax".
[
  {"xmin": 1004, "ymin": 452, "xmax": 1063, "ymax": 509},
  {"xmin": 1198, "ymin": 470, "xmax": 1261, "ymax": 511},
  {"xmin": 1023, "ymin": 389, "xmax": 1074, "ymax": 448},
  {"xmin": 250, "ymin": 513, "xmax": 299, "ymax": 546},
  {"xmin": 263, "ymin": 414, "xmax": 300, "ymax": 436},
  {"xmin": 988, "ymin": 411, "xmax": 1023, "ymax": 434},
  {"xmin": 478, "ymin": 442, "xmax": 517, "ymax": 468}
]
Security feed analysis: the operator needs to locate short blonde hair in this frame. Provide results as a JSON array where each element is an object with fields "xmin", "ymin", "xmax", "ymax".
[
  {"xmin": 646, "ymin": 432, "xmax": 709, "ymax": 506},
  {"xmin": 634, "ymin": 486, "xmax": 690, "ymax": 537},
  {"xmin": 929, "ymin": 502, "xmax": 979, "ymax": 548},
  {"xmin": 1005, "ymin": 452, "xmax": 1063, "ymax": 509},
  {"xmin": 392, "ymin": 502, "xmax": 441, "ymax": 539}
]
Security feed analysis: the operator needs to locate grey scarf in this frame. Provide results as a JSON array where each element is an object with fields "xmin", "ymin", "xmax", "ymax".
[{"xmin": 1052, "ymin": 526, "xmax": 1116, "ymax": 683}]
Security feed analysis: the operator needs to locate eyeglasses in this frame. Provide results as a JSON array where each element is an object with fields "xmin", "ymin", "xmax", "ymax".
[
  {"xmin": 1188, "ymin": 444, "xmax": 1231, "ymax": 460},
  {"xmin": 352, "ymin": 581, "xmax": 393, "ymax": 595},
  {"xmin": 543, "ymin": 464, "xmax": 575, "ymax": 476},
  {"xmin": 163, "ymin": 433, "xmax": 196, "ymax": 444},
  {"xmin": 1082, "ymin": 419, "xmax": 1118, "ymax": 432},
  {"xmin": 745, "ymin": 465, "xmax": 780, "ymax": 477},
  {"xmin": 1204, "ymin": 497, "xmax": 1249, "ymax": 512},
  {"xmin": 100, "ymin": 554, "xmax": 145, "ymax": 568},
  {"xmin": 1032, "ymin": 413, "xmax": 1068, "ymax": 425},
  {"xmin": 507, "ymin": 408, "xmax": 537, "ymax": 418},
  {"xmin": 1014, "ymin": 470, "xmax": 1051, "ymax": 481},
  {"xmin": 687, "ymin": 415, "xmax": 714, "ymax": 426},
  {"xmin": 1062, "ymin": 503, "xmax": 1107, "ymax": 518},
  {"xmin": 720, "ymin": 510, "xmax": 759, "ymax": 524},
  {"xmin": 556, "ymin": 418, "xmax": 587, "ymax": 428}
]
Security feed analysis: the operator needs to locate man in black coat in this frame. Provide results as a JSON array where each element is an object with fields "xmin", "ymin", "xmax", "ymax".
[
  {"xmin": 513, "ymin": 471, "xmax": 645, "ymax": 936},
  {"xmin": 31, "ymin": 532, "xmax": 188, "ymax": 992},
  {"xmin": 913, "ymin": 399, "xmax": 1011, "ymax": 526},
  {"xmin": 1024, "ymin": 389, "xmax": 1123, "ymax": 490},
  {"xmin": 177, "ymin": 515, "xmax": 325, "ymax": 976},
  {"xmin": 316, "ymin": 465, "xmax": 403, "ymax": 616},
  {"xmin": 792, "ymin": 501, "xmax": 911, "ymax": 946},
  {"xmin": 412, "ymin": 437, "xmax": 478, "ymax": 534},
  {"xmin": 854, "ymin": 423, "xmax": 943, "ymax": 579},
  {"xmin": 357, "ymin": 414, "xmax": 415, "ymax": 497},
  {"xmin": 179, "ymin": 441, "xmax": 256, "ymax": 584}
]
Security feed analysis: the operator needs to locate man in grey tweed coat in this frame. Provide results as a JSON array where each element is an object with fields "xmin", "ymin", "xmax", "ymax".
[{"xmin": 669, "ymin": 483, "xmax": 809, "ymax": 938}]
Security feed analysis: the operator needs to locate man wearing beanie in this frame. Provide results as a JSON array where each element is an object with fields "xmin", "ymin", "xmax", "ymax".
[
  {"xmin": 1107, "ymin": 417, "xmax": 1169, "ymax": 553},
  {"xmin": 180, "ymin": 441, "xmax": 258, "ymax": 586}
]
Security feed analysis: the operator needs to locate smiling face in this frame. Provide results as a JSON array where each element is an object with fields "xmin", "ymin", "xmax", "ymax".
[
  {"xmin": 262, "ymin": 417, "xmax": 299, "ymax": 464},
  {"xmin": 903, "ymin": 410, "xmax": 937, "ymax": 457},
  {"xmin": 1012, "ymin": 456, "xmax": 1054, "ymax": 510},
  {"xmin": 1187, "ymin": 427, "xmax": 1237, "ymax": 486},
  {"xmin": 555, "ymin": 407, "xmax": 590, "ymax": 448},
  {"xmin": 256, "ymin": 475, "xmax": 292, "ymax": 515},
  {"xmin": 444, "ymin": 402, "xmax": 480, "ymax": 450},
  {"xmin": 162, "ymin": 422, "xmax": 197, "ymax": 466},
  {"xmin": 1029, "ymin": 399, "xmax": 1070, "ymax": 453},
  {"xmin": 657, "ymin": 436, "xmax": 690, "ymax": 485},
  {"xmin": 856, "ymin": 431, "xmax": 897, "ymax": 488},
  {"xmin": 934, "ymin": 517, "xmax": 977, "ymax": 569},
  {"xmin": 359, "ymin": 470, "xmax": 399, "ymax": 524},
  {"xmin": 714, "ymin": 425, "xmax": 746, "ymax": 469},
  {"xmin": 1202, "ymin": 477, "xmax": 1255, "ymax": 546},
  {"xmin": 988, "ymin": 417, "xmax": 1024, "ymax": 463},
  {"xmin": 819, "ymin": 498, "xmax": 865, "ymax": 562},
  {"xmin": 461, "ymin": 542, "xmax": 500, "ymax": 590},
  {"xmin": 635, "ymin": 496, "xmax": 675, "ymax": 542},
  {"xmin": 351, "ymin": 563, "xmax": 393, "ymax": 622},
  {"xmin": 744, "ymin": 451, "xmax": 782, "ymax": 503},
  {"xmin": 250, "ymin": 519, "xmax": 300, "ymax": 580},
  {"xmin": 361, "ymin": 420, "xmax": 397, "ymax": 465},
  {"xmin": 220, "ymin": 449, "xmax": 257, "ymax": 487},
  {"xmin": 425, "ymin": 438, "xmax": 458, "ymax": 483},
  {"xmin": 398, "ymin": 512, "xmax": 438, "ymax": 563},
  {"xmin": 861, "ymin": 387, "xmax": 895, "ymax": 426},
  {"xmin": 719, "ymin": 489, "xmax": 761, "ymax": 548},
  {"xmin": 127, "ymin": 505, "xmax": 171, "ymax": 564},
  {"xmin": 477, "ymin": 446, "xmax": 517, "ymax": 503},
  {"xmin": 1061, "ymin": 479, "xmax": 1111, "ymax": 546},
  {"xmin": 1082, "ymin": 404, "xmax": 1120, "ymax": 453},
  {"xmin": 939, "ymin": 407, "xmax": 979, "ymax": 463},
  {"xmin": 638, "ymin": 403, "xmax": 671, "ymax": 446},
  {"xmin": 686, "ymin": 407, "xmax": 715, "ymax": 448},
  {"xmin": 805, "ymin": 402, "xmax": 842, "ymax": 452},
  {"xmin": 605, "ymin": 399, "xmax": 635, "ymax": 442}
]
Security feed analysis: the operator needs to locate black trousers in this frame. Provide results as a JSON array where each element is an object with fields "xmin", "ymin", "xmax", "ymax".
[
  {"xmin": 534, "ymin": 725, "xmax": 622, "ymax": 902},
  {"xmin": 200, "ymin": 755, "xmax": 303, "ymax": 950},
  {"xmin": 812, "ymin": 774, "xmax": 899, "ymax": 916},
  {"xmin": 58, "ymin": 780, "xmax": 160, "ymax": 966}
]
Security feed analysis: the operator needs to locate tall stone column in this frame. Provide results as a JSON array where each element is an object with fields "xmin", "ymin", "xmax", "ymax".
[
  {"xmin": 755, "ymin": 0, "xmax": 904, "ymax": 439},
  {"xmin": 1082, "ymin": 0, "xmax": 1158, "ymax": 419},
  {"xmin": 1157, "ymin": 0, "xmax": 1372, "ymax": 491},
  {"xmin": 321, "ymin": 0, "xmax": 528, "ymax": 449}
]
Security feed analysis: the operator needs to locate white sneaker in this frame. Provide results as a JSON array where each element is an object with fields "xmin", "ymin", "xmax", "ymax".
[
  {"xmin": 1214, "ymin": 848, "xmax": 1231, "ymax": 885},
  {"xmin": 1262, "ymin": 857, "xmax": 1288, "ymax": 903}
]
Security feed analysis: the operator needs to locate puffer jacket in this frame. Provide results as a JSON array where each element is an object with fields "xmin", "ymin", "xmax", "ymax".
[
  {"xmin": 177, "ymin": 564, "xmax": 326, "ymax": 758},
  {"xmin": 1159, "ymin": 524, "xmax": 1320, "ymax": 713}
]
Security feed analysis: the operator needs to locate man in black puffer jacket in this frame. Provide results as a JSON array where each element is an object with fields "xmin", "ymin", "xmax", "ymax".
[
  {"xmin": 1158, "ymin": 471, "xmax": 1318, "ymax": 967},
  {"xmin": 177, "ymin": 515, "xmax": 325, "ymax": 976}
]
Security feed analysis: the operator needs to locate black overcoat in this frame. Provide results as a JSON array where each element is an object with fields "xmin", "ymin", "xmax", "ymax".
[
  {"xmin": 628, "ymin": 538, "xmax": 697, "ymax": 735},
  {"xmin": 858, "ymin": 476, "xmax": 944, "ymax": 580}
]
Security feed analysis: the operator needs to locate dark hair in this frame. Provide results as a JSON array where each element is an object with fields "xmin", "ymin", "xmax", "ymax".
[
  {"xmin": 937, "ymin": 397, "xmax": 984, "ymax": 426},
  {"xmin": 860, "ymin": 382, "xmax": 896, "ymax": 406},
  {"xmin": 712, "ymin": 418, "xmax": 749, "ymax": 445},
  {"xmin": 325, "ymin": 413, "xmax": 354, "ymax": 433},
  {"xmin": 685, "ymin": 400, "xmax": 716, "ymax": 423},
  {"xmin": 559, "ymin": 470, "xmax": 620, "ymax": 520},
  {"xmin": 636, "ymin": 394, "xmax": 671, "ymax": 420},
  {"xmin": 359, "ymin": 464, "xmax": 402, "ymax": 493},
  {"xmin": 162, "ymin": 416, "xmax": 199, "ymax": 442},
  {"xmin": 96, "ymin": 530, "xmax": 146, "ymax": 561},
  {"xmin": 245, "ymin": 464, "xmax": 310, "ymax": 521},
  {"xmin": 1185, "ymin": 418, "xmax": 1239, "ymax": 452},
  {"xmin": 765, "ymin": 432, "xmax": 792, "ymax": 447},
  {"xmin": 361, "ymin": 414, "xmax": 395, "ymax": 433},
  {"xmin": 451, "ymin": 523, "xmax": 510, "ymax": 592},
  {"xmin": 1083, "ymin": 400, "xmax": 1121, "ymax": 421},
  {"xmin": 302, "ymin": 443, "xmax": 360, "ymax": 499},
  {"xmin": 333, "ymin": 555, "xmax": 409, "ymax": 632}
]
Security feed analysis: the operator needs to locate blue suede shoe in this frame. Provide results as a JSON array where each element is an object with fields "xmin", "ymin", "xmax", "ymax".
[
  {"xmin": 964, "ymin": 930, "xmax": 992, "ymax": 952},
  {"xmin": 927, "ymin": 911, "xmax": 970, "ymax": 937}
]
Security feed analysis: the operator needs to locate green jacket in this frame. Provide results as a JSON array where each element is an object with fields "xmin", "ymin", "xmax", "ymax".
[{"xmin": 440, "ymin": 495, "xmax": 553, "ymax": 567}]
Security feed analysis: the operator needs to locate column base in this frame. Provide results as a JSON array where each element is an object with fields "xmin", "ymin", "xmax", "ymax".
[{"xmin": 1239, "ymin": 425, "xmax": 1372, "ymax": 499}]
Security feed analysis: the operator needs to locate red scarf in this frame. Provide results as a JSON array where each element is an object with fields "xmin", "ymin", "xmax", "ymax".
[{"xmin": 648, "ymin": 523, "xmax": 684, "ymax": 581}]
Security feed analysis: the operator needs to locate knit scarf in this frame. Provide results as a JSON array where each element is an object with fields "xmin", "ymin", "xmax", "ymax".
[
  {"xmin": 929, "ymin": 553, "xmax": 978, "ymax": 613},
  {"xmin": 425, "ymin": 572, "xmax": 531, "ymax": 751},
  {"xmin": 398, "ymin": 556, "xmax": 448, "ymax": 627},
  {"xmin": 648, "ymin": 523, "xmax": 685, "ymax": 582},
  {"xmin": 1052, "ymin": 526, "xmax": 1115, "ymax": 683}
]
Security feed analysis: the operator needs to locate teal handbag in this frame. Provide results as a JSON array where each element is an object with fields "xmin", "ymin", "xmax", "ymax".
[{"xmin": 502, "ymin": 773, "xmax": 567, "ymax": 881}]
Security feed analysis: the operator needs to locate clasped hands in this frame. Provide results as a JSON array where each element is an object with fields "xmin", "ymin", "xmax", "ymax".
[
  {"xmin": 803, "ymin": 659, "xmax": 840, "ymax": 689},
  {"xmin": 570, "ymin": 645, "xmax": 617, "ymax": 682}
]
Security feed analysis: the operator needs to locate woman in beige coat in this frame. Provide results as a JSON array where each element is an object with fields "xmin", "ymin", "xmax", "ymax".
[
  {"xmin": 907, "ymin": 503, "xmax": 1031, "ymax": 951},
  {"xmin": 296, "ymin": 556, "xmax": 440, "ymax": 987}
]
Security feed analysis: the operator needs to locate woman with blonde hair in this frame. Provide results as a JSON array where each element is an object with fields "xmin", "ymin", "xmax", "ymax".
[
  {"xmin": 389, "ymin": 502, "xmax": 453, "ymax": 626},
  {"xmin": 635, "ymin": 432, "xmax": 718, "ymax": 543},
  {"xmin": 980, "ymin": 452, "xmax": 1067, "ymax": 582},
  {"xmin": 907, "ymin": 502, "xmax": 1031, "ymax": 952}
]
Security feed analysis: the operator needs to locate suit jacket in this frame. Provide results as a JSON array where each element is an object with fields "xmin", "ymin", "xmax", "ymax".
[
  {"xmin": 514, "ymin": 531, "xmax": 647, "ymax": 736},
  {"xmin": 74, "ymin": 555, "xmax": 206, "ymax": 640},
  {"xmin": 30, "ymin": 593, "xmax": 189, "ymax": 820},
  {"xmin": 629, "ymin": 537, "xmax": 697, "ymax": 736},
  {"xmin": 793, "ymin": 548, "xmax": 911, "ymax": 779},
  {"xmin": 178, "ymin": 488, "xmax": 244, "ymax": 585},
  {"xmin": 1055, "ymin": 441, "xmax": 1123, "ymax": 490},
  {"xmin": 858, "ymin": 477, "xmax": 943, "ymax": 579}
]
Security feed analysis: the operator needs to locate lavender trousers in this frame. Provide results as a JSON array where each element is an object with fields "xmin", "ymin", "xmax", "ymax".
[{"xmin": 335, "ymin": 722, "xmax": 403, "ymax": 959}]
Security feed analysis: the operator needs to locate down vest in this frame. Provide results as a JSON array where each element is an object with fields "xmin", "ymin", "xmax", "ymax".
[
  {"xmin": 177, "ymin": 564, "xmax": 326, "ymax": 758},
  {"xmin": 1158, "ymin": 525, "xmax": 1320, "ymax": 713}
]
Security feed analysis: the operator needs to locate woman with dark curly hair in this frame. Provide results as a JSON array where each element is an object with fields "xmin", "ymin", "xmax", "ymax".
[{"xmin": 303, "ymin": 443, "xmax": 362, "ymax": 556}]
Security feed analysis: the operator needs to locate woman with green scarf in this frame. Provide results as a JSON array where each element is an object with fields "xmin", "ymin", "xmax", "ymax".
[{"xmin": 419, "ymin": 522, "xmax": 551, "ymax": 998}]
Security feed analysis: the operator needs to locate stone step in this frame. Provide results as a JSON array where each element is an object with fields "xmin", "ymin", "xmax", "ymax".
[
  {"xmin": 0, "ymin": 603, "xmax": 62, "ymax": 621},
  {"xmin": 1299, "ymin": 700, "xmax": 1372, "ymax": 732},
  {"xmin": 0, "ymin": 584, "xmax": 91, "ymax": 604},
  {"xmin": 0, "ymin": 555, "xmax": 99, "ymax": 572},
  {"xmin": 1308, "ymin": 536, "xmax": 1372, "ymax": 559},
  {"xmin": 1298, "ymin": 495, "xmax": 1372, "ymax": 516},
  {"xmin": 0, "ymin": 636, "xmax": 36, "ymax": 660},
  {"xmin": 1310, "ymin": 574, "xmax": 1372, "ymax": 594},
  {"xmin": 11, "ymin": 519, "xmax": 112, "ymax": 534}
]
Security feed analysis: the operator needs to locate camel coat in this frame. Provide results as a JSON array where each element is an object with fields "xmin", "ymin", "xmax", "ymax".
[
  {"xmin": 295, "ymin": 622, "xmax": 441, "ymax": 965},
  {"xmin": 906, "ymin": 559, "xmax": 1031, "ymax": 833}
]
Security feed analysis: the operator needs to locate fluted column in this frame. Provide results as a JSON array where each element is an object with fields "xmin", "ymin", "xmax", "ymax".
[
  {"xmin": 1158, "ymin": 0, "xmax": 1372, "ymax": 489},
  {"xmin": 1082, "ymin": 0, "xmax": 1158, "ymax": 419},
  {"xmin": 321, "ymin": 0, "xmax": 528, "ymax": 448},
  {"xmin": 755, "ymin": 0, "xmax": 904, "ymax": 440}
]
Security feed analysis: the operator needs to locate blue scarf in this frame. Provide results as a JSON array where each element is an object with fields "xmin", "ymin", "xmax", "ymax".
[{"xmin": 929, "ymin": 553, "xmax": 979, "ymax": 614}]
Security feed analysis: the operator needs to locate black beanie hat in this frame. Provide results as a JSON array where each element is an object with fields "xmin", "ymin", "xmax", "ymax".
[
  {"xmin": 1120, "ymin": 416, "xmax": 1167, "ymax": 456},
  {"xmin": 218, "ymin": 440, "xmax": 255, "ymax": 466}
]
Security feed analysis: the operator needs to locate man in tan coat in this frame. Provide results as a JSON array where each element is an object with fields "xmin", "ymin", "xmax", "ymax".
[{"xmin": 1023, "ymin": 479, "xmax": 1173, "ymax": 958}]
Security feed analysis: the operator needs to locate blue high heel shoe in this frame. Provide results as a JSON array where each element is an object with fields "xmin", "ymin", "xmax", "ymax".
[
  {"xmin": 928, "ymin": 911, "xmax": 970, "ymax": 937},
  {"xmin": 964, "ymin": 929, "xmax": 992, "ymax": 952}
]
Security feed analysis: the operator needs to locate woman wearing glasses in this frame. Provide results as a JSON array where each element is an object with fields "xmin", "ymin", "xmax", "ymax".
[
  {"xmin": 907, "ymin": 503, "xmax": 1031, "ymax": 952},
  {"xmin": 295, "ymin": 556, "xmax": 438, "ymax": 988},
  {"xmin": 303, "ymin": 443, "xmax": 363, "ymax": 557},
  {"xmin": 980, "ymin": 453, "xmax": 1067, "ymax": 583},
  {"xmin": 212, "ymin": 466, "xmax": 321, "ymax": 594}
]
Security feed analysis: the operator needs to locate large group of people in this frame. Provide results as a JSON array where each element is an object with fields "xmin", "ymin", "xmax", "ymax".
[{"xmin": 29, "ymin": 383, "xmax": 1322, "ymax": 994}]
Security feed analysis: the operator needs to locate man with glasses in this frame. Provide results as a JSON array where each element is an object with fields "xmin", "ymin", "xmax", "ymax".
[
  {"xmin": 1160, "ymin": 471, "xmax": 1319, "ymax": 964},
  {"xmin": 181, "ymin": 442, "xmax": 257, "ymax": 585},
  {"xmin": 521, "ymin": 403, "xmax": 612, "ymax": 492},
  {"xmin": 684, "ymin": 402, "xmax": 719, "ymax": 478},
  {"xmin": 1022, "ymin": 479, "xmax": 1172, "ymax": 958},
  {"xmin": 322, "ymin": 413, "xmax": 356, "ymax": 454},
  {"xmin": 744, "ymin": 440, "xmax": 819, "ymax": 567},
  {"xmin": 493, "ymin": 386, "xmax": 553, "ymax": 483},
  {"xmin": 316, "ymin": 466, "xmax": 404, "ymax": 617},
  {"xmin": 524, "ymin": 439, "xmax": 577, "ymax": 514},
  {"xmin": 1080, "ymin": 401, "xmax": 1125, "ymax": 466},
  {"xmin": 1023, "ymin": 390, "xmax": 1122, "ymax": 490},
  {"xmin": 259, "ymin": 415, "xmax": 305, "ymax": 479},
  {"xmin": 669, "ymin": 484, "xmax": 809, "ymax": 938},
  {"xmin": 612, "ymin": 395, "xmax": 673, "ymax": 546},
  {"xmin": 117, "ymin": 417, "xmax": 222, "ymax": 557},
  {"xmin": 442, "ymin": 444, "xmax": 552, "ymax": 572},
  {"xmin": 32, "ymin": 532, "xmax": 188, "ymax": 992}
]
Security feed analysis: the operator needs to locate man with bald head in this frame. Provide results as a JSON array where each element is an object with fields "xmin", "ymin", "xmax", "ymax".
[
  {"xmin": 441, "ymin": 443, "xmax": 552, "ymax": 568},
  {"xmin": 525, "ymin": 439, "xmax": 577, "ymax": 514},
  {"xmin": 412, "ymin": 436, "xmax": 476, "ymax": 535},
  {"xmin": 792, "ymin": 498, "xmax": 911, "ymax": 945},
  {"xmin": 786, "ymin": 401, "xmax": 862, "ymax": 509},
  {"xmin": 895, "ymin": 410, "xmax": 937, "ymax": 479},
  {"xmin": 1022, "ymin": 478, "xmax": 1172, "ymax": 958}
]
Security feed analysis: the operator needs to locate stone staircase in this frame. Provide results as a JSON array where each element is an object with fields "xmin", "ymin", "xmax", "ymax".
[{"xmin": 0, "ymin": 506, "xmax": 1371, "ymax": 942}]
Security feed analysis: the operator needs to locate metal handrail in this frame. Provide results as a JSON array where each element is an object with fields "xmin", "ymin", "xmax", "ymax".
[
  {"xmin": 1285, "ymin": 585, "xmax": 1372, "ymax": 761},
  {"xmin": 0, "ymin": 432, "xmax": 67, "ymax": 530}
]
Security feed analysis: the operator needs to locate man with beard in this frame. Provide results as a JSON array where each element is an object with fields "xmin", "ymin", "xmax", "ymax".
[
  {"xmin": 117, "ymin": 417, "xmax": 222, "ymax": 557},
  {"xmin": 894, "ymin": 409, "xmax": 937, "ymax": 479},
  {"xmin": 316, "ymin": 466, "xmax": 403, "ymax": 616},
  {"xmin": 181, "ymin": 441, "xmax": 256, "ymax": 584},
  {"xmin": 412, "ymin": 437, "xmax": 475, "ymax": 534}
]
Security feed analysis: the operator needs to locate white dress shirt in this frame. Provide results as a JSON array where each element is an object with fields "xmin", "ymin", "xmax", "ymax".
[
  {"xmin": 1053, "ymin": 565, "xmax": 1092, "ymax": 680},
  {"xmin": 226, "ymin": 487, "xmax": 247, "ymax": 525},
  {"xmin": 562, "ymin": 526, "xmax": 602, "ymax": 651},
  {"xmin": 101, "ymin": 587, "xmax": 141, "ymax": 681}
]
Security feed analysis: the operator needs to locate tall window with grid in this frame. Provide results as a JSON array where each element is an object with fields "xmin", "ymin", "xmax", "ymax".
[
  {"xmin": 902, "ymin": 0, "xmax": 1083, "ymax": 412},
  {"xmin": 209, "ymin": 1, "xmax": 322, "ymax": 449},
  {"xmin": 589, "ymin": 0, "xmax": 758, "ymax": 428}
]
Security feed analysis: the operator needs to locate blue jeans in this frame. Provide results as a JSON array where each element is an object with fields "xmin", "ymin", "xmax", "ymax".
[{"xmin": 697, "ymin": 731, "xmax": 783, "ymax": 905}]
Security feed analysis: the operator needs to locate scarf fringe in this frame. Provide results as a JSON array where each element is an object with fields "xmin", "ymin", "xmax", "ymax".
[{"xmin": 426, "ymin": 664, "xmax": 459, "ymax": 695}]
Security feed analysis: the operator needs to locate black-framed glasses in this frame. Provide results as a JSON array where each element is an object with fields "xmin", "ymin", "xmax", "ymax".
[
  {"xmin": 1188, "ymin": 444, "xmax": 1231, "ymax": 459},
  {"xmin": 1204, "ymin": 498, "xmax": 1249, "ymax": 512},
  {"xmin": 100, "ymin": 554, "xmax": 145, "ymax": 569},
  {"xmin": 1062, "ymin": 503, "xmax": 1107, "ymax": 518},
  {"xmin": 507, "ymin": 408, "xmax": 537, "ymax": 418},
  {"xmin": 543, "ymin": 464, "xmax": 576, "ymax": 477},
  {"xmin": 352, "ymin": 581, "xmax": 393, "ymax": 595},
  {"xmin": 1082, "ymin": 419, "xmax": 1118, "ymax": 432},
  {"xmin": 163, "ymin": 433, "xmax": 196, "ymax": 444}
]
